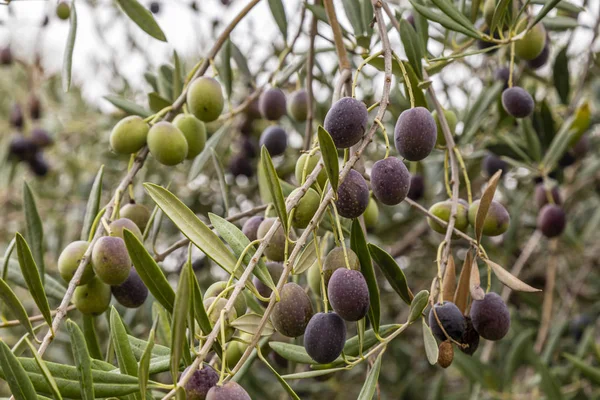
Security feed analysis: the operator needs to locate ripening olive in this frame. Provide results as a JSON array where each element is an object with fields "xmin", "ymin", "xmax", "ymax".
[
  {"xmin": 57, "ymin": 241, "xmax": 95, "ymax": 285},
  {"xmin": 187, "ymin": 77, "xmax": 225, "ymax": 122}
]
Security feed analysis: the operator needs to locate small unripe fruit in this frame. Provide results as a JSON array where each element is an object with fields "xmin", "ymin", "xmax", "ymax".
[
  {"xmin": 537, "ymin": 204, "xmax": 566, "ymax": 238},
  {"xmin": 470, "ymin": 292, "xmax": 510, "ymax": 341},
  {"xmin": 111, "ymin": 268, "xmax": 148, "ymax": 308},
  {"xmin": 57, "ymin": 241, "xmax": 95, "ymax": 285},
  {"xmin": 460, "ymin": 316, "xmax": 481, "ymax": 355},
  {"xmin": 394, "ymin": 107, "xmax": 437, "ymax": 161},
  {"xmin": 407, "ymin": 174, "xmax": 425, "ymax": 201},
  {"xmin": 363, "ymin": 197, "xmax": 379, "ymax": 229},
  {"xmin": 271, "ymin": 282, "xmax": 313, "ymax": 337},
  {"xmin": 467, "ymin": 200, "xmax": 510, "ymax": 237},
  {"xmin": 501, "ymin": 87, "xmax": 534, "ymax": 118},
  {"xmin": 241, "ymin": 216, "xmax": 264, "ymax": 242},
  {"xmin": 206, "ymin": 381, "xmax": 251, "ymax": 400},
  {"xmin": 259, "ymin": 88, "xmax": 287, "ymax": 121},
  {"xmin": 295, "ymin": 152, "xmax": 328, "ymax": 189},
  {"xmin": 205, "ymin": 281, "xmax": 247, "ymax": 317},
  {"xmin": 173, "ymin": 114, "xmax": 207, "ymax": 159},
  {"xmin": 427, "ymin": 200, "xmax": 469, "ymax": 234},
  {"xmin": 56, "ymin": 1, "xmax": 70, "ymax": 20},
  {"xmin": 147, "ymin": 121, "xmax": 188, "ymax": 165},
  {"xmin": 428, "ymin": 301, "xmax": 466, "ymax": 342},
  {"xmin": 371, "ymin": 157, "xmax": 411, "ymax": 205},
  {"xmin": 109, "ymin": 116, "xmax": 149, "ymax": 155},
  {"xmin": 335, "ymin": 169, "xmax": 369, "ymax": 219},
  {"xmin": 109, "ymin": 218, "xmax": 143, "ymax": 241},
  {"xmin": 226, "ymin": 340, "xmax": 246, "ymax": 367},
  {"xmin": 92, "ymin": 236, "xmax": 132, "ymax": 286},
  {"xmin": 438, "ymin": 341, "xmax": 454, "ymax": 368},
  {"xmin": 183, "ymin": 364, "xmax": 219, "ymax": 400},
  {"xmin": 187, "ymin": 77, "xmax": 224, "ymax": 122},
  {"xmin": 256, "ymin": 218, "xmax": 295, "ymax": 262},
  {"xmin": 323, "ymin": 97, "xmax": 368, "ymax": 149},
  {"xmin": 307, "ymin": 262, "xmax": 321, "ymax": 295},
  {"xmin": 432, "ymin": 109, "xmax": 457, "ymax": 147},
  {"xmin": 259, "ymin": 126, "xmax": 287, "ymax": 156},
  {"xmin": 534, "ymin": 184, "xmax": 561, "ymax": 209},
  {"xmin": 73, "ymin": 276, "xmax": 111, "ymax": 316},
  {"xmin": 482, "ymin": 154, "xmax": 508, "ymax": 178},
  {"xmin": 515, "ymin": 22, "xmax": 547, "ymax": 61},
  {"xmin": 323, "ymin": 247, "xmax": 360, "ymax": 287},
  {"xmin": 119, "ymin": 203, "xmax": 151, "ymax": 233},
  {"xmin": 288, "ymin": 89, "xmax": 309, "ymax": 122},
  {"xmin": 203, "ymin": 297, "xmax": 237, "ymax": 340},
  {"xmin": 327, "ymin": 269, "xmax": 369, "ymax": 321},
  {"xmin": 304, "ymin": 312, "xmax": 346, "ymax": 364},
  {"xmin": 253, "ymin": 262, "xmax": 283, "ymax": 306},
  {"xmin": 290, "ymin": 187, "xmax": 320, "ymax": 229}
]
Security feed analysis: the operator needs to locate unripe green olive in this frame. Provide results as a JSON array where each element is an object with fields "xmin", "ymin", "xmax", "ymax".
[
  {"xmin": 173, "ymin": 114, "xmax": 207, "ymax": 159},
  {"xmin": 295, "ymin": 152, "xmax": 328, "ymax": 189},
  {"xmin": 290, "ymin": 187, "xmax": 320, "ymax": 229},
  {"xmin": 119, "ymin": 203, "xmax": 151, "ymax": 233},
  {"xmin": 203, "ymin": 297, "xmax": 237, "ymax": 340},
  {"xmin": 73, "ymin": 276, "xmax": 111, "ymax": 316},
  {"xmin": 109, "ymin": 116, "xmax": 149, "ymax": 155},
  {"xmin": 363, "ymin": 197, "xmax": 379, "ymax": 230},
  {"xmin": 147, "ymin": 121, "xmax": 188, "ymax": 166},
  {"xmin": 467, "ymin": 200, "xmax": 510, "ymax": 236},
  {"xmin": 515, "ymin": 21, "xmax": 547, "ymax": 61},
  {"xmin": 109, "ymin": 218, "xmax": 143, "ymax": 241},
  {"xmin": 57, "ymin": 241, "xmax": 95, "ymax": 285},
  {"xmin": 187, "ymin": 77, "xmax": 224, "ymax": 122},
  {"xmin": 427, "ymin": 200, "xmax": 469, "ymax": 234}
]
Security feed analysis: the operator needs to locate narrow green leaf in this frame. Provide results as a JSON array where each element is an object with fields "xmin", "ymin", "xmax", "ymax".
[
  {"xmin": 2, "ymin": 258, "xmax": 66, "ymax": 301},
  {"xmin": 553, "ymin": 47, "xmax": 570, "ymax": 105},
  {"xmin": 541, "ymin": 114, "xmax": 577, "ymax": 172},
  {"xmin": 267, "ymin": 0, "xmax": 288, "ymax": 42},
  {"xmin": 170, "ymin": 264, "xmax": 191, "ymax": 381},
  {"xmin": 475, "ymin": 171, "xmax": 502, "ymax": 243},
  {"xmin": 342, "ymin": 0, "xmax": 364, "ymax": 37},
  {"xmin": 0, "ymin": 278, "xmax": 36, "ymax": 339},
  {"xmin": 317, "ymin": 126, "xmax": 339, "ymax": 192},
  {"xmin": 15, "ymin": 233, "xmax": 51, "ymax": 327},
  {"xmin": 139, "ymin": 328, "xmax": 155, "ymax": 396},
  {"xmin": 258, "ymin": 348, "xmax": 301, "ymax": 400},
  {"xmin": 422, "ymin": 318, "xmax": 438, "ymax": 365},
  {"xmin": 521, "ymin": 119, "xmax": 542, "ymax": 162},
  {"xmin": 409, "ymin": 0, "xmax": 480, "ymax": 39},
  {"xmin": 82, "ymin": 315, "xmax": 103, "ymax": 360},
  {"xmin": 0, "ymin": 340, "xmax": 38, "ymax": 400},
  {"xmin": 269, "ymin": 342, "xmax": 315, "ymax": 364},
  {"xmin": 24, "ymin": 339, "xmax": 62, "ymax": 400},
  {"xmin": 66, "ymin": 319, "xmax": 94, "ymax": 400},
  {"xmin": 360, "ymin": 0, "xmax": 374, "ymax": 37},
  {"xmin": 104, "ymin": 95, "xmax": 152, "ymax": 118},
  {"xmin": 408, "ymin": 290, "xmax": 429, "ymax": 323},
  {"xmin": 532, "ymin": 0, "xmax": 563, "ymax": 26},
  {"xmin": 260, "ymin": 146, "xmax": 288, "ymax": 231},
  {"xmin": 357, "ymin": 350, "xmax": 383, "ymax": 400},
  {"xmin": 109, "ymin": 308, "xmax": 141, "ymax": 400},
  {"xmin": 282, "ymin": 367, "xmax": 347, "ymax": 380},
  {"xmin": 368, "ymin": 243, "xmax": 412, "ymax": 305},
  {"xmin": 231, "ymin": 41, "xmax": 252, "ymax": 82},
  {"xmin": 22, "ymin": 182, "xmax": 45, "ymax": 280},
  {"xmin": 530, "ymin": 0, "xmax": 583, "ymax": 14},
  {"xmin": 116, "ymin": 0, "xmax": 167, "ymax": 41},
  {"xmin": 128, "ymin": 335, "xmax": 170, "ymax": 359},
  {"xmin": 148, "ymin": 92, "xmax": 172, "ymax": 113},
  {"xmin": 400, "ymin": 19, "xmax": 423, "ymax": 79},
  {"xmin": 461, "ymin": 81, "xmax": 504, "ymax": 143},
  {"xmin": 542, "ymin": 321, "xmax": 568, "ymax": 364},
  {"xmin": 351, "ymin": 220, "xmax": 380, "ymax": 333},
  {"xmin": 414, "ymin": 10, "xmax": 430, "ymax": 55},
  {"xmin": 543, "ymin": 16, "xmax": 579, "ymax": 31},
  {"xmin": 157, "ymin": 65, "xmax": 173, "ymax": 101},
  {"xmin": 1, "ymin": 237, "xmax": 15, "ymax": 281},
  {"xmin": 219, "ymin": 39, "xmax": 233, "ymax": 99},
  {"xmin": 210, "ymin": 149, "xmax": 230, "ymax": 216},
  {"xmin": 490, "ymin": 0, "xmax": 511, "ymax": 35},
  {"xmin": 172, "ymin": 51, "xmax": 183, "ymax": 100},
  {"xmin": 564, "ymin": 353, "xmax": 600, "ymax": 385},
  {"xmin": 431, "ymin": 0, "xmax": 478, "ymax": 32},
  {"xmin": 123, "ymin": 229, "xmax": 175, "ymax": 312},
  {"xmin": 190, "ymin": 273, "xmax": 212, "ymax": 336},
  {"xmin": 62, "ymin": 0, "xmax": 77, "ymax": 92},
  {"xmin": 208, "ymin": 213, "xmax": 274, "ymax": 290},
  {"xmin": 231, "ymin": 313, "xmax": 275, "ymax": 336},
  {"xmin": 80, "ymin": 166, "xmax": 104, "ymax": 241},
  {"xmin": 292, "ymin": 237, "xmax": 318, "ymax": 275}
]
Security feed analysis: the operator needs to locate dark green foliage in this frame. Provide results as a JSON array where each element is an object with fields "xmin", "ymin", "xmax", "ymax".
[
  {"xmin": 183, "ymin": 364, "xmax": 219, "ymax": 400},
  {"xmin": 535, "ymin": 184, "xmax": 561, "ymax": 209},
  {"xmin": 470, "ymin": 292, "xmax": 511, "ymax": 341},
  {"xmin": 327, "ymin": 269, "xmax": 369, "ymax": 321},
  {"xmin": 241, "ymin": 216, "xmax": 264, "ymax": 242},
  {"xmin": 482, "ymin": 154, "xmax": 508, "ymax": 178},
  {"xmin": 91, "ymin": 236, "xmax": 132, "ymax": 285},
  {"xmin": 288, "ymin": 89, "xmax": 308, "ymax": 121},
  {"xmin": 259, "ymin": 88, "xmax": 287, "ymax": 121},
  {"xmin": 253, "ymin": 261, "xmax": 283, "ymax": 306},
  {"xmin": 323, "ymin": 97, "xmax": 368, "ymax": 148},
  {"xmin": 428, "ymin": 301, "xmax": 466, "ymax": 342},
  {"xmin": 259, "ymin": 126, "xmax": 287, "ymax": 157},
  {"xmin": 371, "ymin": 157, "xmax": 411, "ymax": 205},
  {"xmin": 334, "ymin": 169, "xmax": 369, "ymax": 219},
  {"xmin": 304, "ymin": 312, "xmax": 346, "ymax": 364},
  {"xmin": 394, "ymin": 107, "xmax": 437, "ymax": 161},
  {"xmin": 120, "ymin": 203, "xmax": 151, "ymax": 233},
  {"xmin": 323, "ymin": 247, "xmax": 360, "ymax": 287},
  {"xmin": 57, "ymin": 240, "xmax": 95, "ymax": 285},
  {"xmin": 537, "ymin": 204, "xmax": 566, "ymax": 238},
  {"xmin": 501, "ymin": 87, "xmax": 534, "ymax": 118},
  {"xmin": 460, "ymin": 316, "xmax": 481, "ymax": 356},
  {"xmin": 73, "ymin": 276, "xmax": 112, "ymax": 315},
  {"xmin": 187, "ymin": 77, "xmax": 225, "ymax": 122},
  {"xmin": 271, "ymin": 282, "xmax": 313, "ymax": 337},
  {"xmin": 468, "ymin": 200, "xmax": 511, "ymax": 237},
  {"xmin": 111, "ymin": 268, "xmax": 148, "ymax": 309},
  {"xmin": 206, "ymin": 381, "xmax": 251, "ymax": 400}
]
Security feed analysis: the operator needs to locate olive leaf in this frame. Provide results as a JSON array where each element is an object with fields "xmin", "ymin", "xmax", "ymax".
[
  {"xmin": 563, "ymin": 353, "xmax": 600, "ymax": 385},
  {"xmin": 351, "ymin": 220, "xmax": 380, "ymax": 332},
  {"xmin": 1, "ymin": 237, "xmax": 15, "ymax": 281},
  {"xmin": 104, "ymin": 95, "xmax": 152, "ymax": 118},
  {"xmin": 0, "ymin": 278, "xmax": 36, "ymax": 340},
  {"xmin": 442, "ymin": 254, "xmax": 456, "ymax": 302},
  {"xmin": 400, "ymin": 18, "xmax": 423, "ymax": 79},
  {"xmin": 408, "ymin": 290, "xmax": 430, "ymax": 323},
  {"xmin": 0, "ymin": 340, "xmax": 38, "ymax": 400},
  {"xmin": 80, "ymin": 166, "xmax": 104, "ymax": 241},
  {"xmin": 317, "ymin": 126, "xmax": 339, "ymax": 192},
  {"xmin": 504, "ymin": 329, "xmax": 536, "ymax": 385},
  {"xmin": 292, "ymin": 237, "xmax": 318, "ymax": 275},
  {"xmin": 357, "ymin": 350, "xmax": 383, "ymax": 400},
  {"xmin": 62, "ymin": 0, "xmax": 77, "ymax": 92},
  {"xmin": 409, "ymin": 0, "xmax": 480, "ymax": 39},
  {"xmin": 139, "ymin": 327, "xmax": 156, "ymax": 396},
  {"xmin": 489, "ymin": 0, "xmax": 511, "ymax": 35},
  {"xmin": 110, "ymin": 309, "xmax": 140, "ymax": 400},
  {"xmin": 231, "ymin": 313, "xmax": 275, "ymax": 336},
  {"xmin": 267, "ymin": 0, "xmax": 288, "ymax": 43},
  {"xmin": 116, "ymin": 0, "xmax": 167, "ymax": 42},
  {"xmin": 282, "ymin": 367, "xmax": 347, "ymax": 380},
  {"xmin": 454, "ymin": 250, "xmax": 473, "ymax": 314},
  {"xmin": 469, "ymin": 260, "xmax": 485, "ymax": 301},
  {"xmin": 553, "ymin": 47, "xmax": 570, "ymax": 105},
  {"xmin": 148, "ymin": 92, "xmax": 171, "ymax": 113},
  {"xmin": 23, "ymin": 182, "xmax": 45, "ymax": 280},
  {"xmin": 24, "ymin": 339, "xmax": 63, "ymax": 400},
  {"xmin": 532, "ymin": 0, "xmax": 564, "ymax": 26},
  {"xmin": 170, "ymin": 263, "xmax": 191, "ymax": 382},
  {"xmin": 422, "ymin": 318, "xmax": 439, "ymax": 365},
  {"xmin": 475, "ymin": 169, "xmax": 502, "ymax": 243},
  {"xmin": 484, "ymin": 259, "xmax": 541, "ymax": 292},
  {"xmin": 461, "ymin": 81, "xmax": 504, "ymax": 143},
  {"xmin": 82, "ymin": 315, "xmax": 102, "ymax": 360},
  {"xmin": 260, "ymin": 146, "xmax": 288, "ymax": 231},
  {"xmin": 219, "ymin": 39, "xmax": 233, "ymax": 99},
  {"xmin": 368, "ymin": 243, "xmax": 413, "ymax": 305},
  {"xmin": 257, "ymin": 347, "xmax": 300, "ymax": 400},
  {"xmin": 66, "ymin": 319, "xmax": 94, "ymax": 400}
]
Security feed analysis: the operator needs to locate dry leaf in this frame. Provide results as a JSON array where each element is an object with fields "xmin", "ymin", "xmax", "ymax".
[
  {"xmin": 475, "ymin": 170, "xmax": 502, "ymax": 243},
  {"xmin": 485, "ymin": 259, "xmax": 542, "ymax": 293},
  {"xmin": 469, "ymin": 259, "xmax": 485, "ymax": 301},
  {"xmin": 454, "ymin": 250, "xmax": 473, "ymax": 313},
  {"xmin": 442, "ymin": 254, "xmax": 456, "ymax": 302}
]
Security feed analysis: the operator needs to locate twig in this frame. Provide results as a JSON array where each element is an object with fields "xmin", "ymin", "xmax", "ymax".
[
  {"xmin": 323, "ymin": 0, "xmax": 352, "ymax": 96},
  {"xmin": 303, "ymin": 0, "xmax": 319, "ymax": 151},
  {"xmin": 534, "ymin": 239, "xmax": 558, "ymax": 353},
  {"xmin": 0, "ymin": 306, "xmax": 76, "ymax": 329}
]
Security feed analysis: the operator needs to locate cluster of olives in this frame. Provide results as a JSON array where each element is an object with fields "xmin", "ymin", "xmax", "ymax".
[
  {"xmin": 7, "ymin": 98, "xmax": 53, "ymax": 177},
  {"xmin": 427, "ymin": 198, "xmax": 510, "ymax": 237},
  {"xmin": 429, "ymin": 292, "xmax": 510, "ymax": 363},
  {"xmin": 183, "ymin": 364, "xmax": 251, "ymax": 400},
  {"xmin": 59, "ymin": 206, "xmax": 151, "ymax": 315}
]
